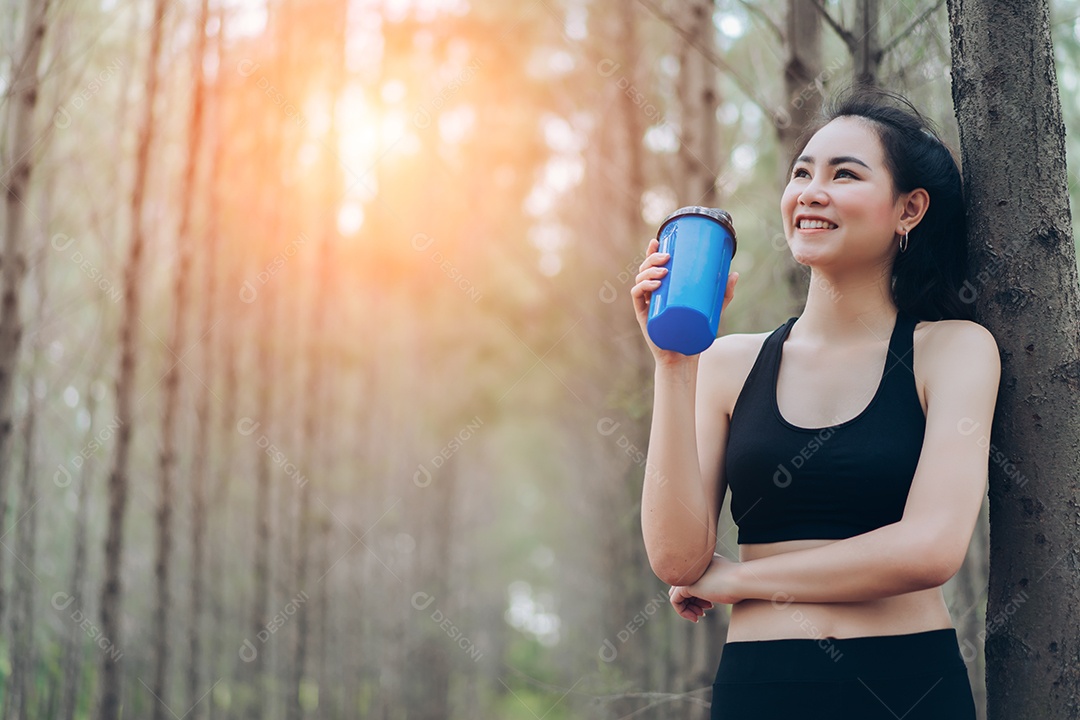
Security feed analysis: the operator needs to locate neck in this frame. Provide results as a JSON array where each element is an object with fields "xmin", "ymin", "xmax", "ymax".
[{"xmin": 796, "ymin": 263, "xmax": 898, "ymax": 345}]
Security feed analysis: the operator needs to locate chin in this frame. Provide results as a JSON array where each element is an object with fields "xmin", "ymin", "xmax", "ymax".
[{"xmin": 788, "ymin": 243, "xmax": 829, "ymax": 267}]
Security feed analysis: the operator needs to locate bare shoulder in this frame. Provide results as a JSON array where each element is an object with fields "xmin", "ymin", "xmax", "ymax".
[
  {"xmin": 914, "ymin": 319, "xmax": 1001, "ymax": 387},
  {"xmin": 698, "ymin": 329, "xmax": 774, "ymax": 416}
]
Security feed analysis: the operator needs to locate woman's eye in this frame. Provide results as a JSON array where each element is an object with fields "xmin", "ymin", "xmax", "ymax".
[
  {"xmin": 835, "ymin": 168, "xmax": 858, "ymax": 179},
  {"xmin": 792, "ymin": 168, "xmax": 810, "ymax": 179}
]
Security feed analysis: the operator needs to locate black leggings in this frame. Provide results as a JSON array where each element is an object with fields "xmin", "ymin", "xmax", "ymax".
[{"xmin": 711, "ymin": 628, "xmax": 976, "ymax": 719}]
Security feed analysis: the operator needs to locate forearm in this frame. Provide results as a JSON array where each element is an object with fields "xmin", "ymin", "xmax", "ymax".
[
  {"xmin": 732, "ymin": 521, "xmax": 947, "ymax": 603},
  {"xmin": 641, "ymin": 359, "xmax": 714, "ymax": 586}
]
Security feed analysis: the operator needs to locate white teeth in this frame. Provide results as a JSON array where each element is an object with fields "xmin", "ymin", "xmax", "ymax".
[{"xmin": 798, "ymin": 219, "xmax": 837, "ymax": 229}]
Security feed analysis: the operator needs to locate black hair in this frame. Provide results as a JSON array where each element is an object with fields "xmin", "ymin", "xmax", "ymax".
[{"xmin": 792, "ymin": 86, "xmax": 974, "ymax": 322}]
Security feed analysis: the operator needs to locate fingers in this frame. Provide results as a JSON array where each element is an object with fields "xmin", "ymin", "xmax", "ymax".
[
  {"xmin": 630, "ymin": 237, "xmax": 670, "ymax": 316},
  {"xmin": 630, "ymin": 271, "xmax": 665, "ymax": 317},
  {"xmin": 722, "ymin": 271, "xmax": 738, "ymax": 303},
  {"xmin": 637, "ymin": 238, "xmax": 670, "ymax": 277},
  {"xmin": 635, "ymin": 263, "xmax": 668, "ymax": 285},
  {"xmin": 720, "ymin": 270, "xmax": 739, "ymax": 314},
  {"xmin": 669, "ymin": 586, "xmax": 713, "ymax": 623}
]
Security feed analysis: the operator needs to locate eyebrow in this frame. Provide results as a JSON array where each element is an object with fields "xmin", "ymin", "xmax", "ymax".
[{"xmin": 793, "ymin": 155, "xmax": 872, "ymax": 170}]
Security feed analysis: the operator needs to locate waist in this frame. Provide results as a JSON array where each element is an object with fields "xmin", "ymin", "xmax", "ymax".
[{"xmin": 727, "ymin": 588, "xmax": 953, "ymax": 643}]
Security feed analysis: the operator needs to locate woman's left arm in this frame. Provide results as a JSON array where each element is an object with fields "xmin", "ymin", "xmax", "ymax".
[{"xmin": 676, "ymin": 321, "xmax": 1002, "ymax": 610}]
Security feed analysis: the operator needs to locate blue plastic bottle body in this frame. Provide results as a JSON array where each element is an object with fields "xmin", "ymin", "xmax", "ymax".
[{"xmin": 646, "ymin": 215, "xmax": 735, "ymax": 355}]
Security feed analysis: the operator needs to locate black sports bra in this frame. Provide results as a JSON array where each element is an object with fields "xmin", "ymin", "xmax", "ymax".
[{"xmin": 724, "ymin": 311, "xmax": 926, "ymax": 544}]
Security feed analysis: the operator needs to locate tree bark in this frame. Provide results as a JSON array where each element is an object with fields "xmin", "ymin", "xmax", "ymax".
[
  {"xmin": 8, "ymin": 349, "xmax": 38, "ymax": 720},
  {"xmin": 58, "ymin": 381, "xmax": 101, "ymax": 720},
  {"xmin": 778, "ymin": 0, "xmax": 823, "ymax": 172},
  {"xmin": 7, "ymin": 244, "xmax": 48, "ymax": 720},
  {"xmin": 205, "ymin": 8, "xmax": 234, "ymax": 719},
  {"xmin": 245, "ymin": 11, "xmax": 286, "ymax": 712},
  {"xmin": 98, "ymin": 0, "xmax": 170, "ymax": 718},
  {"xmin": 853, "ymin": 0, "xmax": 881, "ymax": 86},
  {"xmin": 288, "ymin": 1, "xmax": 347, "ymax": 716},
  {"xmin": 179, "ymin": 1, "xmax": 212, "ymax": 718},
  {"xmin": 777, "ymin": 0, "xmax": 823, "ymax": 324},
  {"xmin": 150, "ymin": 0, "xmax": 210, "ymax": 715},
  {"xmin": 0, "ymin": 0, "xmax": 51, "ymax": 636},
  {"xmin": 947, "ymin": 0, "xmax": 1080, "ymax": 717},
  {"xmin": 674, "ymin": 0, "xmax": 720, "ymax": 207}
]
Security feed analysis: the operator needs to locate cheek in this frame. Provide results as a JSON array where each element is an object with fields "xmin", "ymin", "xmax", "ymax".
[
  {"xmin": 865, "ymin": 201, "xmax": 899, "ymax": 228},
  {"xmin": 780, "ymin": 188, "xmax": 798, "ymax": 218},
  {"xmin": 841, "ymin": 191, "xmax": 896, "ymax": 226}
]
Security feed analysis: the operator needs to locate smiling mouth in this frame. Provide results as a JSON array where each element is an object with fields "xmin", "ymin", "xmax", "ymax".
[{"xmin": 797, "ymin": 219, "xmax": 838, "ymax": 230}]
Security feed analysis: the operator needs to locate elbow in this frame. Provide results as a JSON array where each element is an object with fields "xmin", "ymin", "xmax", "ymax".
[
  {"xmin": 648, "ymin": 552, "xmax": 710, "ymax": 587},
  {"xmin": 930, "ymin": 550, "xmax": 965, "ymax": 588},
  {"xmin": 911, "ymin": 535, "xmax": 963, "ymax": 590}
]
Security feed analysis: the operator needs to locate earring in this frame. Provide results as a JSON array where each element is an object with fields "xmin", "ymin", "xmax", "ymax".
[{"xmin": 899, "ymin": 231, "xmax": 909, "ymax": 253}]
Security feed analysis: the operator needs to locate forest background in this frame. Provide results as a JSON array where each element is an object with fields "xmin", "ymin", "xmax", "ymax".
[{"xmin": 0, "ymin": 0, "xmax": 1078, "ymax": 719}]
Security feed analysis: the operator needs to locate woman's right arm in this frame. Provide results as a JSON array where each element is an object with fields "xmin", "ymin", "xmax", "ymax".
[
  {"xmin": 631, "ymin": 237, "xmax": 737, "ymax": 587},
  {"xmin": 642, "ymin": 348, "xmax": 730, "ymax": 586}
]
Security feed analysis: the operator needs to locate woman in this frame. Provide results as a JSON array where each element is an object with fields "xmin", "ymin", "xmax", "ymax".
[{"xmin": 630, "ymin": 88, "xmax": 1000, "ymax": 719}]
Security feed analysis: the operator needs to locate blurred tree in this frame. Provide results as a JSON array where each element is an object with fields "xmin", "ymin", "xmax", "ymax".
[
  {"xmin": 0, "ymin": 0, "xmax": 51, "ymax": 639},
  {"xmin": 98, "ymin": 0, "xmax": 170, "ymax": 717},
  {"xmin": 288, "ymin": 0, "xmax": 347, "ymax": 716},
  {"xmin": 180, "ymin": 1, "xmax": 213, "ymax": 718},
  {"xmin": 151, "ymin": 0, "xmax": 211, "ymax": 716},
  {"xmin": 776, "ymin": 0, "xmax": 823, "ymax": 318},
  {"xmin": 7, "ymin": 229, "xmax": 48, "ymax": 720}
]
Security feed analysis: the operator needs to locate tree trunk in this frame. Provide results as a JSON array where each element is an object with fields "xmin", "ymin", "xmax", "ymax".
[
  {"xmin": 58, "ymin": 381, "xmax": 100, "ymax": 720},
  {"xmin": 947, "ymin": 1, "xmax": 1080, "ymax": 717},
  {"xmin": 8, "ymin": 355, "xmax": 38, "ymax": 720},
  {"xmin": 245, "ymin": 195, "xmax": 277, "ymax": 720},
  {"xmin": 98, "ymin": 0, "xmax": 170, "ymax": 717},
  {"xmin": 288, "ymin": 2, "xmax": 347, "ymax": 716},
  {"xmin": 674, "ymin": 0, "xmax": 720, "ymax": 207},
  {"xmin": 778, "ymin": 0, "xmax": 823, "ymax": 172},
  {"xmin": 853, "ymin": 0, "xmax": 881, "ymax": 86},
  {"xmin": 0, "ymin": 0, "xmax": 51, "ymax": 635},
  {"xmin": 150, "ymin": 0, "xmax": 209, "ymax": 715},
  {"xmin": 7, "ymin": 245, "xmax": 48, "ymax": 720},
  {"xmin": 205, "ymin": 8, "xmax": 234, "ymax": 719},
  {"xmin": 776, "ymin": 0, "xmax": 822, "ymax": 361},
  {"xmin": 179, "ymin": 1, "xmax": 212, "ymax": 718},
  {"xmin": 245, "ymin": 20, "xmax": 285, "ymax": 713}
]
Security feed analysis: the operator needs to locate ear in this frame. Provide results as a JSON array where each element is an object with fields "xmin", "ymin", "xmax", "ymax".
[{"xmin": 896, "ymin": 188, "xmax": 930, "ymax": 235}]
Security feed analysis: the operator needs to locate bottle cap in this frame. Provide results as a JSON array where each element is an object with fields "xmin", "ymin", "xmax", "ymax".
[{"xmin": 657, "ymin": 206, "xmax": 737, "ymax": 257}]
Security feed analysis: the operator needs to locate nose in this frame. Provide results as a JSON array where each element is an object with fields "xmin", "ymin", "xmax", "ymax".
[{"xmin": 798, "ymin": 175, "xmax": 829, "ymax": 206}]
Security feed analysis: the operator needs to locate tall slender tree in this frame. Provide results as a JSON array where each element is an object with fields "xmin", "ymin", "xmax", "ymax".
[
  {"xmin": 99, "ymin": 0, "xmax": 171, "ymax": 717},
  {"xmin": 184, "ymin": 1, "xmax": 216, "ymax": 718},
  {"xmin": 0, "ymin": 0, "xmax": 51, "ymax": 634},
  {"xmin": 947, "ymin": 0, "xmax": 1080, "ymax": 717},
  {"xmin": 204, "ymin": 7, "xmax": 238, "ymax": 718},
  {"xmin": 775, "ymin": 0, "xmax": 823, "ymax": 312},
  {"xmin": 58, "ymin": 378, "xmax": 101, "ymax": 720},
  {"xmin": 150, "ymin": 0, "xmax": 210, "ymax": 715},
  {"xmin": 853, "ymin": 0, "xmax": 881, "ymax": 86},
  {"xmin": 245, "ymin": 2, "xmax": 291, "ymax": 714},
  {"xmin": 778, "ymin": 0, "xmax": 823, "ymax": 164},
  {"xmin": 674, "ymin": 0, "xmax": 720, "ymax": 207},
  {"xmin": 8, "ymin": 240, "xmax": 49, "ymax": 720},
  {"xmin": 288, "ymin": 1, "xmax": 347, "ymax": 716}
]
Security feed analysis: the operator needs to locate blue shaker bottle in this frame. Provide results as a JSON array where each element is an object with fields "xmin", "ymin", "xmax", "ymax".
[{"xmin": 646, "ymin": 206, "xmax": 737, "ymax": 355}]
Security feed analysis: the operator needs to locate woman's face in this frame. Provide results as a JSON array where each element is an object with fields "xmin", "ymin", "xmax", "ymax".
[{"xmin": 780, "ymin": 116, "xmax": 909, "ymax": 270}]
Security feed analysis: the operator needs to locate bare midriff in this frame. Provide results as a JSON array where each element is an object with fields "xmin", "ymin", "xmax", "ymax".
[{"xmin": 726, "ymin": 537, "xmax": 955, "ymax": 642}]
